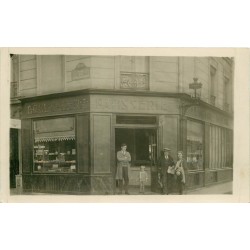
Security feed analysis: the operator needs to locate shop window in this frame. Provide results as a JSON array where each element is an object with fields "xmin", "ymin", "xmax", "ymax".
[
  {"xmin": 186, "ymin": 120, "xmax": 204, "ymax": 171},
  {"xmin": 209, "ymin": 125, "xmax": 233, "ymax": 169},
  {"xmin": 33, "ymin": 117, "xmax": 76, "ymax": 173}
]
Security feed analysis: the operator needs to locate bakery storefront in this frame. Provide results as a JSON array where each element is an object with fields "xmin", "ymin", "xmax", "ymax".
[{"xmin": 19, "ymin": 90, "xmax": 233, "ymax": 194}]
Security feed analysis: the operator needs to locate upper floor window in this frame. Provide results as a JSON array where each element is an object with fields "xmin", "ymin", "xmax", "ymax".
[
  {"xmin": 10, "ymin": 55, "xmax": 19, "ymax": 98},
  {"xmin": 210, "ymin": 66, "xmax": 217, "ymax": 105},
  {"xmin": 120, "ymin": 56, "xmax": 149, "ymax": 90},
  {"xmin": 223, "ymin": 77, "xmax": 230, "ymax": 112}
]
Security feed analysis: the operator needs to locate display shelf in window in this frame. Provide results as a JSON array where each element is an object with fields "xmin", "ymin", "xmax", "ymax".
[{"xmin": 33, "ymin": 117, "xmax": 77, "ymax": 173}]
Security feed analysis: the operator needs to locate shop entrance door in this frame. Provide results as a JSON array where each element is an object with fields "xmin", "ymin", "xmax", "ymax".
[
  {"xmin": 10, "ymin": 128, "xmax": 19, "ymax": 188},
  {"xmin": 115, "ymin": 128, "xmax": 157, "ymax": 191}
]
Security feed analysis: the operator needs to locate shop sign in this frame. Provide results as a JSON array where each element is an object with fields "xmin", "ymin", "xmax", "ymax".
[
  {"xmin": 24, "ymin": 96, "xmax": 89, "ymax": 117},
  {"xmin": 91, "ymin": 95, "xmax": 178, "ymax": 114},
  {"xmin": 186, "ymin": 106, "xmax": 231, "ymax": 127},
  {"xmin": 10, "ymin": 119, "xmax": 21, "ymax": 129}
]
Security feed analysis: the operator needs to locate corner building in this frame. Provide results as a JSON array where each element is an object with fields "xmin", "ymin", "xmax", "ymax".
[{"xmin": 10, "ymin": 55, "xmax": 233, "ymax": 194}]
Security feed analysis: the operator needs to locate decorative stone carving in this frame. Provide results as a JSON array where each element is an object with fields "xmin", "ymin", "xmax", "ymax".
[
  {"xmin": 71, "ymin": 63, "xmax": 90, "ymax": 81},
  {"xmin": 120, "ymin": 72, "xmax": 149, "ymax": 90}
]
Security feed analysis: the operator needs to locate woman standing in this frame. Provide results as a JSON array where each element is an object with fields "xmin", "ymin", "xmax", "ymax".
[{"xmin": 175, "ymin": 151, "xmax": 187, "ymax": 195}]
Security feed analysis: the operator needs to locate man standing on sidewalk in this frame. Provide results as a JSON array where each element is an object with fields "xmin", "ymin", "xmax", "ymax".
[
  {"xmin": 116, "ymin": 143, "xmax": 131, "ymax": 195},
  {"xmin": 157, "ymin": 148, "xmax": 175, "ymax": 194}
]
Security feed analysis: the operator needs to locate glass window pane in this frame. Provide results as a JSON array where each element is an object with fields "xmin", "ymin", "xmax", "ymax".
[
  {"xmin": 187, "ymin": 120, "xmax": 204, "ymax": 170},
  {"xmin": 33, "ymin": 117, "xmax": 77, "ymax": 173}
]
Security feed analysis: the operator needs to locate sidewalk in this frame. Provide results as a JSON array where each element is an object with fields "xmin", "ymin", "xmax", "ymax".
[
  {"xmin": 187, "ymin": 181, "xmax": 232, "ymax": 195},
  {"xmin": 10, "ymin": 181, "xmax": 232, "ymax": 196}
]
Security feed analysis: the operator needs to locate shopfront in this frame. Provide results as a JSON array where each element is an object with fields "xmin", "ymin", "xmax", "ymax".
[
  {"xmin": 19, "ymin": 90, "xmax": 233, "ymax": 194},
  {"xmin": 183, "ymin": 105, "xmax": 233, "ymax": 189}
]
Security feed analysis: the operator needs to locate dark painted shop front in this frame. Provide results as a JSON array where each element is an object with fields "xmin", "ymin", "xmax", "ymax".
[{"xmin": 19, "ymin": 89, "xmax": 233, "ymax": 194}]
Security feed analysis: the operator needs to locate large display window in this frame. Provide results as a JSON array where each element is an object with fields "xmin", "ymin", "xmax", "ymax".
[
  {"xmin": 186, "ymin": 120, "xmax": 204, "ymax": 170},
  {"xmin": 33, "ymin": 117, "xmax": 77, "ymax": 173},
  {"xmin": 209, "ymin": 125, "xmax": 233, "ymax": 169}
]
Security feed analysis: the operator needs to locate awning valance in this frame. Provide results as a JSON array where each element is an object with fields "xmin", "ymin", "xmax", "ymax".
[
  {"xmin": 34, "ymin": 117, "xmax": 75, "ymax": 143},
  {"xmin": 35, "ymin": 135, "xmax": 75, "ymax": 143},
  {"xmin": 187, "ymin": 136, "xmax": 202, "ymax": 143}
]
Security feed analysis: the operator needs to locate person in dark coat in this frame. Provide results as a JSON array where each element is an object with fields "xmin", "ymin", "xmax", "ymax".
[
  {"xmin": 157, "ymin": 148, "xmax": 175, "ymax": 194},
  {"xmin": 116, "ymin": 143, "xmax": 131, "ymax": 195}
]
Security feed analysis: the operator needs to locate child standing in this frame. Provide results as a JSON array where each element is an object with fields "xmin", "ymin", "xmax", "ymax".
[{"xmin": 139, "ymin": 166, "xmax": 148, "ymax": 194}]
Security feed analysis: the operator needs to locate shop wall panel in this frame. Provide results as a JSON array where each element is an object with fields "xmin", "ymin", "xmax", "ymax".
[
  {"xmin": 90, "ymin": 175, "xmax": 114, "ymax": 195},
  {"xmin": 65, "ymin": 77, "xmax": 91, "ymax": 91},
  {"xmin": 20, "ymin": 55, "xmax": 36, "ymax": 62},
  {"xmin": 77, "ymin": 114, "xmax": 90, "ymax": 173},
  {"xmin": 21, "ymin": 119, "xmax": 32, "ymax": 173},
  {"xmin": 217, "ymin": 169, "xmax": 233, "ymax": 182},
  {"xmin": 187, "ymin": 172, "xmax": 204, "ymax": 188},
  {"xmin": 19, "ymin": 88, "xmax": 37, "ymax": 97},
  {"xmin": 20, "ymin": 69, "xmax": 37, "ymax": 81},
  {"xmin": 20, "ymin": 78, "xmax": 36, "ymax": 90},
  {"xmin": 204, "ymin": 123, "xmax": 210, "ymax": 169},
  {"xmin": 22, "ymin": 174, "xmax": 91, "ymax": 193},
  {"xmin": 91, "ymin": 68, "xmax": 114, "ymax": 79},
  {"xmin": 65, "ymin": 55, "xmax": 91, "ymax": 63},
  {"xmin": 20, "ymin": 58, "xmax": 36, "ymax": 71},
  {"xmin": 91, "ymin": 56, "xmax": 115, "ymax": 69},
  {"xmin": 151, "ymin": 61, "xmax": 178, "ymax": 73},
  {"xmin": 91, "ymin": 78, "xmax": 115, "ymax": 89},
  {"xmin": 153, "ymin": 56, "xmax": 178, "ymax": 63},
  {"xmin": 65, "ymin": 57, "xmax": 91, "ymax": 80},
  {"xmin": 40, "ymin": 55, "xmax": 63, "ymax": 94},
  {"xmin": 205, "ymin": 171, "xmax": 218, "ymax": 185},
  {"xmin": 162, "ymin": 115, "xmax": 178, "ymax": 162},
  {"xmin": 93, "ymin": 114, "xmax": 111, "ymax": 173},
  {"xmin": 120, "ymin": 56, "xmax": 149, "ymax": 73}
]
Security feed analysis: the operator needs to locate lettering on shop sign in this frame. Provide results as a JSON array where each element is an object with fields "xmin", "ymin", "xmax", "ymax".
[
  {"xmin": 26, "ymin": 97, "xmax": 89, "ymax": 116},
  {"xmin": 71, "ymin": 63, "xmax": 90, "ymax": 81},
  {"xmin": 94, "ymin": 97, "xmax": 171, "ymax": 112},
  {"xmin": 187, "ymin": 106, "xmax": 229, "ymax": 126}
]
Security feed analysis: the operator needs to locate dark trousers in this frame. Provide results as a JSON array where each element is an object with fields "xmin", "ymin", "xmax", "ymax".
[
  {"xmin": 176, "ymin": 179, "xmax": 184, "ymax": 195},
  {"xmin": 118, "ymin": 167, "xmax": 129, "ymax": 194},
  {"xmin": 167, "ymin": 173, "xmax": 175, "ymax": 194}
]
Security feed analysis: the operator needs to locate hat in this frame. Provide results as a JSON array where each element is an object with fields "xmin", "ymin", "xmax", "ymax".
[{"xmin": 163, "ymin": 147, "xmax": 171, "ymax": 151}]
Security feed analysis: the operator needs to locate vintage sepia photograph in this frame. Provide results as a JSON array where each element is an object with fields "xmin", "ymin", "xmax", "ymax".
[{"xmin": 9, "ymin": 53, "xmax": 234, "ymax": 196}]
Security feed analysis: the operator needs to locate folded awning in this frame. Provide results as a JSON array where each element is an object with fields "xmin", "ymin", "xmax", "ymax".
[
  {"xmin": 34, "ymin": 117, "xmax": 75, "ymax": 143},
  {"xmin": 35, "ymin": 135, "xmax": 75, "ymax": 143}
]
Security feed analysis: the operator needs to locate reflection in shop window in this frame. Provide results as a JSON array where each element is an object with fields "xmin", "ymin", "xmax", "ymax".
[
  {"xmin": 187, "ymin": 120, "xmax": 204, "ymax": 170},
  {"xmin": 33, "ymin": 117, "xmax": 76, "ymax": 173}
]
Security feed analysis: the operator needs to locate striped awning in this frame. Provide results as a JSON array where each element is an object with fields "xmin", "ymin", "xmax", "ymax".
[
  {"xmin": 187, "ymin": 136, "xmax": 202, "ymax": 143},
  {"xmin": 34, "ymin": 117, "xmax": 75, "ymax": 143},
  {"xmin": 35, "ymin": 135, "xmax": 75, "ymax": 143}
]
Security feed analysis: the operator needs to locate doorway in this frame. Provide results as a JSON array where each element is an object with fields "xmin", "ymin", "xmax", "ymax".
[
  {"xmin": 115, "ymin": 128, "xmax": 157, "ymax": 188},
  {"xmin": 10, "ymin": 128, "xmax": 19, "ymax": 188}
]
